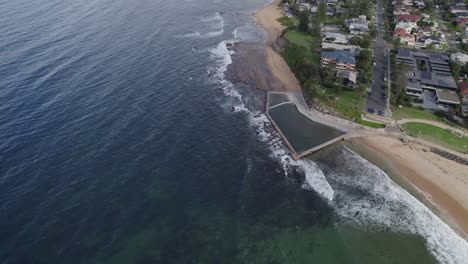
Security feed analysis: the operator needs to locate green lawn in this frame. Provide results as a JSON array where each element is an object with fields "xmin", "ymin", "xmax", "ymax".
[
  {"xmin": 402, "ymin": 122, "xmax": 468, "ymax": 153},
  {"xmin": 277, "ymin": 16, "xmax": 297, "ymax": 27},
  {"xmin": 317, "ymin": 88, "xmax": 367, "ymax": 121},
  {"xmin": 283, "ymin": 30, "xmax": 321, "ymax": 67},
  {"xmin": 392, "ymin": 107, "xmax": 443, "ymax": 122},
  {"xmin": 357, "ymin": 119, "xmax": 386, "ymax": 128},
  {"xmin": 284, "ymin": 31, "xmax": 320, "ymax": 49}
]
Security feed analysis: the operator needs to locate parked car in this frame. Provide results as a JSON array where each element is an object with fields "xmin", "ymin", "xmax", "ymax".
[
  {"xmin": 367, "ymin": 108, "xmax": 376, "ymax": 114},
  {"xmin": 377, "ymin": 110, "xmax": 385, "ymax": 116}
]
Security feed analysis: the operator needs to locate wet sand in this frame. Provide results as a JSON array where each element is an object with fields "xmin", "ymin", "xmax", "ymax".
[
  {"xmin": 227, "ymin": 0, "xmax": 300, "ymax": 92},
  {"xmin": 254, "ymin": 0, "xmax": 285, "ymax": 44},
  {"xmin": 355, "ymin": 136, "xmax": 468, "ymax": 239}
]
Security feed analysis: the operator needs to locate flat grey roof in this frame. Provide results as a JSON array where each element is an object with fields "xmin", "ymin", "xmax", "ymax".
[{"xmin": 436, "ymin": 90, "xmax": 461, "ymax": 104}]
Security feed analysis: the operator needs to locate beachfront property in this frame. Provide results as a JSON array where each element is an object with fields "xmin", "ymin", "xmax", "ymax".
[
  {"xmin": 336, "ymin": 69, "xmax": 358, "ymax": 88},
  {"xmin": 396, "ymin": 49, "xmax": 460, "ymax": 107},
  {"xmin": 322, "ymin": 32, "xmax": 350, "ymax": 44},
  {"xmin": 320, "ymin": 50, "xmax": 356, "ymax": 70},
  {"xmin": 321, "ymin": 42, "xmax": 360, "ymax": 52},
  {"xmin": 321, "ymin": 25, "xmax": 342, "ymax": 34}
]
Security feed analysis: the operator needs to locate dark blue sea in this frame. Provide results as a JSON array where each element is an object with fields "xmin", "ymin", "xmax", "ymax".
[{"xmin": 0, "ymin": 0, "xmax": 466, "ymax": 263}]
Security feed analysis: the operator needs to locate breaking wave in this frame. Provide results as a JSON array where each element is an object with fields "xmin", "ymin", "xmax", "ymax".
[
  {"xmin": 179, "ymin": 13, "xmax": 225, "ymax": 39},
  {"xmin": 206, "ymin": 40, "xmax": 334, "ymax": 201},
  {"xmin": 329, "ymin": 147, "xmax": 468, "ymax": 264}
]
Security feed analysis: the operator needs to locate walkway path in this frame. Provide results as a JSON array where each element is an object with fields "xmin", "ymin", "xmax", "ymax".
[{"xmin": 396, "ymin": 119, "xmax": 467, "ymax": 135}]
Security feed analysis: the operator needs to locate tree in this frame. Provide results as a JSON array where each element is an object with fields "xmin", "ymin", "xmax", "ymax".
[
  {"xmin": 311, "ymin": 16, "xmax": 321, "ymax": 37},
  {"xmin": 392, "ymin": 37, "xmax": 401, "ymax": 48},
  {"xmin": 450, "ymin": 61, "xmax": 461, "ymax": 79},
  {"xmin": 298, "ymin": 11, "xmax": 310, "ymax": 32},
  {"xmin": 391, "ymin": 63, "xmax": 410, "ymax": 105},
  {"xmin": 318, "ymin": 0, "xmax": 326, "ymax": 20}
]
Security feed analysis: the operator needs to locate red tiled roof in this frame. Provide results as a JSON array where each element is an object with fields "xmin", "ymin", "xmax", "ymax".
[
  {"xmin": 394, "ymin": 28, "xmax": 411, "ymax": 38},
  {"xmin": 423, "ymin": 26, "xmax": 432, "ymax": 32},
  {"xmin": 458, "ymin": 18, "xmax": 468, "ymax": 26},
  {"xmin": 397, "ymin": 14, "xmax": 421, "ymax": 22},
  {"xmin": 460, "ymin": 82, "xmax": 468, "ymax": 95}
]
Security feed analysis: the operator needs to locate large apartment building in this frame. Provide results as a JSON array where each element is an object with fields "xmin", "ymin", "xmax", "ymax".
[
  {"xmin": 320, "ymin": 50, "xmax": 356, "ymax": 70},
  {"xmin": 396, "ymin": 49, "xmax": 460, "ymax": 107}
]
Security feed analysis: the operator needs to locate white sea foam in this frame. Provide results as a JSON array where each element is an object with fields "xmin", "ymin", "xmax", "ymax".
[
  {"xmin": 331, "ymin": 147, "xmax": 468, "ymax": 264},
  {"xmin": 207, "ymin": 41, "xmax": 334, "ymax": 201},
  {"xmin": 232, "ymin": 28, "xmax": 238, "ymax": 39},
  {"xmin": 178, "ymin": 29, "xmax": 223, "ymax": 39},
  {"xmin": 208, "ymin": 41, "xmax": 247, "ymax": 112},
  {"xmin": 244, "ymin": 109, "xmax": 334, "ymax": 201},
  {"xmin": 208, "ymin": 31, "xmax": 467, "ymax": 262},
  {"xmin": 178, "ymin": 13, "xmax": 225, "ymax": 39},
  {"xmin": 201, "ymin": 12, "xmax": 224, "ymax": 29},
  {"xmin": 297, "ymin": 159, "xmax": 334, "ymax": 201}
]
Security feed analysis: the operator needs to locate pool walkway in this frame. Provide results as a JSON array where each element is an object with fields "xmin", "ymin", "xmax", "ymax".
[
  {"xmin": 265, "ymin": 92, "xmax": 468, "ymax": 160},
  {"xmin": 265, "ymin": 92, "xmax": 383, "ymax": 160}
]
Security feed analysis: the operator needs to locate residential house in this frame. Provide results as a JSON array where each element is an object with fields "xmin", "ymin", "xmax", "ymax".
[
  {"xmin": 460, "ymin": 82, "xmax": 468, "ymax": 104},
  {"xmin": 321, "ymin": 42, "xmax": 360, "ymax": 53},
  {"xmin": 348, "ymin": 23, "xmax": 369, "ymax": 35},
  {"xmin": 416, "ymin": 36, "xmax": 441, "ymax": 48},
  {"xmin": 321, "ymin": 50, "xmax": 356, "ymax": 70},
  {"xmin": 414, "ymin": 0, "xmax": 425, "ymax": 9},
  {"xmin": 394, "ymin": 28, "xmax": 415, "ymax": 46},
  {"xmin": 395, "ymin": 21, "xmax": 416, "ymax": 32},
  {"xmin": 450, "ymin": 52, "xmax": 468, "ymax": 64},
  {"xmin": 460, "ymin": 82, "xmax": 468, "ymax": 115},
  {"xmin": 336, "ymin": 7, "xmax": 348, "ymax": 16},
  {"xmin": 336, "ymin": 70, "xmax": 358, "ymax": 88},
  {"xmin": 322, "ymin": 32, "xmax": 350, "ymax": 44},
  {"xmin": 397, "ymin": 14, "xmax": 420, "ymax": 25},
  {"xmin": 418, "ymin": 26, "xmax": 433, "ymax": 36}
]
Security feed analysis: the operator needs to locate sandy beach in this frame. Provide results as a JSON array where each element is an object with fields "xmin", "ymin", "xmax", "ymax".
[
  {"xmin": 254, "ymin": 0, "xmax": 301, "ymax": 92},
  {"xmin": 254, "ymin": 0, "xmax": 285, "ymax": 44},
  {"xmin": 356, "ymin": 136, "xmax": 468, "ymax": 238}
]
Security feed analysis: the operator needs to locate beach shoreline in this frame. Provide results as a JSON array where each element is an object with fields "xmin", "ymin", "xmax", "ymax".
[
  {"xmin": 350, "ymin": 137, "xmax": 468, "ymax": 239},
  {"xmin": 253, "ymin": 0, "xmax": 468, "ymax": 241},
  {"xmin": 253, "ymin": 0, "xmax": 301, "ymax": 92}
]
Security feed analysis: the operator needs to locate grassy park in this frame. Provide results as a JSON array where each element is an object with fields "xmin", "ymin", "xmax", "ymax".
[
  {"xmin": 392, "ymin": 107, "xmax": 444, "ymax": 122},
  {"xmin": 402, "ymin": 122, "xmax": 468, "ymax": 153}
]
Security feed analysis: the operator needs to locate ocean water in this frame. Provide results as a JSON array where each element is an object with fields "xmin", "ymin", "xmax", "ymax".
[{"xmin": 0, "ymin": 0, "xmax": 467, "ymax": 263}]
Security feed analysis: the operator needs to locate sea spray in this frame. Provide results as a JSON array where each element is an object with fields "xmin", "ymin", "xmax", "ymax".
[
  {"xmin": 328, "ymin": 147, "xmax": 468, "ymax": 264},
  {"xmin": 207, "ymin": 40, "xmax": 336, "ymax": 201}
]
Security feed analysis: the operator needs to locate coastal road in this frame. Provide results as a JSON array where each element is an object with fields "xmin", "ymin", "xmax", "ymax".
[{"xmin": 365, "ymin": 0, "xmax": 388, "ymax": 116}]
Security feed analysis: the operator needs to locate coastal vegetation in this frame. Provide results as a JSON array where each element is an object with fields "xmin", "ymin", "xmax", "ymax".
[
  {"xmin": 277, "ymin": 13, "xmax": 374, "ymax": 127},
  {"xmin": 402, "ymin": 122, "xmax": 468, "ymax": 153}
]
